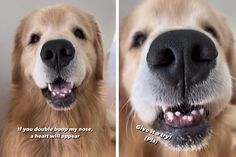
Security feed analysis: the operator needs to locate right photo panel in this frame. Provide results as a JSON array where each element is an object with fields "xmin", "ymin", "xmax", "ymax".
[{"xmin": 119, "ymin": 0, "xmax": 236, "ymax": 157}]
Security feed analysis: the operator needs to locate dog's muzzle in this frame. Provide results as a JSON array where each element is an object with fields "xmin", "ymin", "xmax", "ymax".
[
  {"xmin": 40, "ymin": 39, "xmax": 77, "ymax": 109},
  {"xmin": 146, "ymin": 30, "xmax": 218, "ymax": 149}
]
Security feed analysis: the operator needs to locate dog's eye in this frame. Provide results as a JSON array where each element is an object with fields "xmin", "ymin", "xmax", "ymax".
[
  {"xmin": 29, "ymin": 34, "xmax": 40, "ymax": 44},
  {"xmin": 131, "ymin": 32, "xmax": 147, "ymax": 48},
  {"xmin": 73, "ymin": 28, "xmax": 86, "ymax": 40},
  {"xmin": 204, "ymin": 25, "xmax": 218, "ymax": 39}
]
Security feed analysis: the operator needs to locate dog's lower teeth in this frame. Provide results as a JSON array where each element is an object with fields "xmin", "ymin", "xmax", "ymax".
[
  {"xmin": 163, "ymin": 106, "xmax": 206, "ymax": 127},
  {"xmin": 187, "ymin": 116, "xmax": 193, "ymax": 121},
  {"xmin": 60, "ymin": 94, "xmax": 65, "ymax": 97},
  {"xmin": 182, "ymin": 116, "xmax": 187, "ymax": 120},
  {"xmin": 166, "ymin": 112, "xmax": 174, "ymax": 120},
  {"xmin": 199, "ymin": 108, "xmax": 204, "ymax": 115},
  {"xmin": 191, "ymin": 110, "xmax": 197, "ymax": 115},
  {"xmin": 175, "ymin": 111, "xmax": 181, "ymax": 116},
  {"xmin": 63, "ymin": 91, "xmax": 68, "ymax": 94}
]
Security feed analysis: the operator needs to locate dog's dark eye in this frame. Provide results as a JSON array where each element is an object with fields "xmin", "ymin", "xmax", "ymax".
[
  {"xmin": 132, "ymin": 32, "xmax": 147, "ymax": 48},
  {"xmin": 29, "ymin": 34, "xmax": 40, "ymax": 44},
  {"xmin": 204, "ymin": 25, "xmax": 218, "ymax": 39},
  {"xmin": 73, "ymin": 28, "xmax": 86, "ymax": 40}
]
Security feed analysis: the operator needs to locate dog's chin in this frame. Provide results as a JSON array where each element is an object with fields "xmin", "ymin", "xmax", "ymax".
[
  {"xmin": 41, "ymin": 77, "xmax": 77, "ymax": 111},
  {"xmin": 152, "ymin": 104, "xmax": 212, "ymax": 151}
]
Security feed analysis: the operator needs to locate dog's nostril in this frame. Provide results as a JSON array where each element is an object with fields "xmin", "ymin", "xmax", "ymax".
[
  {"xmin": 155, "ymin": 48, "xmax": 175, "ymax": 66},
  {"xmin": 61, "ymin": 48, "xmax": 73, "ymax": 57},
  {"xmin": 191, "ymin": 45, "xmax": 217, "ymax": 62},
  {"xmin": 191, "ymin": 45, "xmax": 204, "ymax": 62},
  {"xmin": 42, "ymin": 50, "xmax": 54, "ymax": 60}
]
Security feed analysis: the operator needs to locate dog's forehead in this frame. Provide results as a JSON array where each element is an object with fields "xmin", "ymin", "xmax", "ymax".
[
  {"xmin": 121, "ymin": 0, "xmax": 223, "ymax": 51},
  {"xmin": 20, "ymin": 5, "xmax": 97, "ymax": 45},
  {"xmin": 29, "ymin": 7, "xmax": 90, "ymax": 29},
  {"xmin": 134, "ymin": 0, "xmax": 215, "ymax": 25}
]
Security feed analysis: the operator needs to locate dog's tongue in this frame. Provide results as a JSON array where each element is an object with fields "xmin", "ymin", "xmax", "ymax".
[
  {"xmin": 48, "ymin": 82, "xmax": 73, "ymax": 99},
  {"xmin": 163, "ymin": 107, "xmax": 205, "ymax": 127}
]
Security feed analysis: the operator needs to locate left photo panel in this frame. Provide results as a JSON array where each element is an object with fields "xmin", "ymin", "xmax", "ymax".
[{"xmin": 0, "ymin": 0, "xmax": 116, "ymax": 157}]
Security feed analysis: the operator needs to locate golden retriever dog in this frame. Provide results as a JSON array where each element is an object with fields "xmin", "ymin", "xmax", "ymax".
[
  {"xmin": 120, "ymin": 0, "xmax": 236, "ymax": 156},
  {"xmin": 1, "ymin": 4, "xmax": 114, "ymax": 157}
]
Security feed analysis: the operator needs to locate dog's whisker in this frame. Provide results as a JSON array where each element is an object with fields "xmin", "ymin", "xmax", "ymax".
[
  {"xmin": 125, "ymin": 109, "xmax": 136, "ymax": 141},
  {"xmin": 120, "ymin": 97, "xmax": 132, "ymax": 113},
  {"xmin": 130, "ymin": 111, "xmax": 138, "ymax": 139},
  {"xmin": 129, "ymin": 113, "xmax": 135, "ymax": 139}
]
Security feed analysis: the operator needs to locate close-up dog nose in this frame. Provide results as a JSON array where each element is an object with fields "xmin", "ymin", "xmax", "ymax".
[
  {"xmin": 146, "ymin": 29, "xmax": 218, "ymax": 89},
  {"xmin": 40, "ymin": 39, "xmax": 75, "ymax": 70}
]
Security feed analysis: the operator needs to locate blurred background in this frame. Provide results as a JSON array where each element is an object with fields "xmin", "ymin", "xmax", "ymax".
[{"xmin": 0, "ymin": 0, "xmax": 116, "ymax": 122}]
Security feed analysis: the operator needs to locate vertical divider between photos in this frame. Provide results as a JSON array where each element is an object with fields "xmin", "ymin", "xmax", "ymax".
[{"xmin": 115, "ymin": 0, "xmax": 119, "ymax": 156}]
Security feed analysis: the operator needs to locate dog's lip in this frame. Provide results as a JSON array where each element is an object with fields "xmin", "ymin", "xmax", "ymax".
[
  {"xmin": 152, "ymin": 117, "xmax": 212, "ymax": 149},
  {"xmin": 152, "ymin": 104, "xmax": 211, "ymax": 149}
]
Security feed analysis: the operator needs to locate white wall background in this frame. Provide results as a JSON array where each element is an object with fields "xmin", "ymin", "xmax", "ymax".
[
  {"xmin": 0, "ymin": 0, "xmax": 115, "ymax": 121},
  {"xmin": 120, "ymin": 0, "xmax": 236, "ymax": 33}
]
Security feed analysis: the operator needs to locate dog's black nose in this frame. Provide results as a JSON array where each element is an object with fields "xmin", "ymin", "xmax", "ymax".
[
  {"xmin": 41, "ymin": 39, "xmax": 75, "ymax": 70},
  {"xmin": 146, "ymin": 29, "xmax": 218, "ymax": 89}
]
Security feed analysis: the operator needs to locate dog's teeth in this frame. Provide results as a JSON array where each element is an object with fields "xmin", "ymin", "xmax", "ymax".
[
  {"xmin": 64, "ymin": 90, "xmax": 68, "ymax": 94},
  {"xmin": 56, "ymin": 91, "xmax": 59, "ymax": 95},
  {"xmin": 175, "ymin": 111, "xmax": 181, "ymax": 116},
  {"xmin": 182, "ymin": 116, "xmax": 187, "ymax": 120},
  {"xmin": 60, "ymin": 94, "xmax": 65, "ymax": 97},
  {"xmin": 187, "ymin": 116, "xmax": 193, "ymax": 121},
  {"xmin": 69, "ymin": 90, "xmax": 72, "ymax": 93},
  {"xmin": 191, "ymin": 110, "xmax": 197, "ymax": 115},
  {"xmin": 52, "ymin": 92, "xmax": 56, "ymax": 96},
  {"xmin": 162, "ymin": 106, "xmax": 167, "ymax": 112},
  {"xmin": 199, "ymin": 108, "xmax": 204, "ymax": 115},
  {"xmin": 70, "ymin": 82, "xmax": 73, "ymax": 88},
  {"xmin": 48, "ymin": 84, "xmax": 52, "ymax": 91},
  {"xmin": 166, "ymin": 112, "xmax": 174, "ymax": 121}
]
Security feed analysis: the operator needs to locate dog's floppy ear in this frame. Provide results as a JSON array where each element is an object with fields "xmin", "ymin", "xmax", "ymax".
[
  {"xmin": 92, "ymin": 18, "xmax": 104, "ymax": 80},
  {"xmin": 12, "ymin": 19, "xmax": 26, "ymax": 84}
]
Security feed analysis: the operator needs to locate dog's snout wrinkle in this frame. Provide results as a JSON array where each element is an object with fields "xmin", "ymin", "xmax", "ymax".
[
  {"xmin": 147, "ymin": 29, "xmax": 218, "ymax": 98},
  {"xmin": 41, "ymin": 39, "xmax": 75, "ymax": 72}
]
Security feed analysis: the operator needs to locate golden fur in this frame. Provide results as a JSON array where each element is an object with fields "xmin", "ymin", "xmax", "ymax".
[
  {"xmin": 1, "ymin": 4, "xmax": 114, "ymax": 157},
  {"xmin": 120, "ymin": 0, "xmax": 236, "ymax": 156}
]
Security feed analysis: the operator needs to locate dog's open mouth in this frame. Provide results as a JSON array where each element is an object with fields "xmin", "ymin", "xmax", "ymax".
[
  {"xmin": 42, "ymin": 77, "xmax": 76, "ymax": 109},
  {"xmin": 152, "ymin": 104, "xmax": 212, "ymax": 150},
  {"xmin": 163, "ymin": 105, "xmax": 207, "ymax": 128}
]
